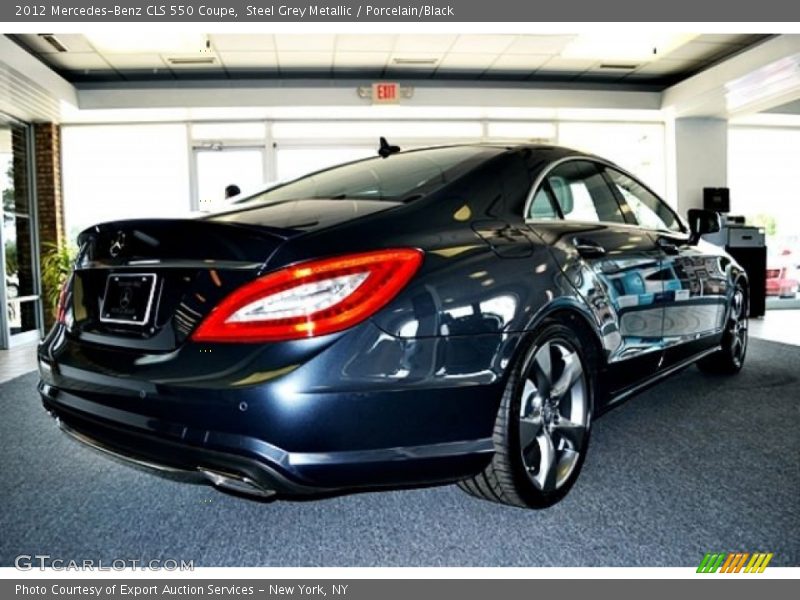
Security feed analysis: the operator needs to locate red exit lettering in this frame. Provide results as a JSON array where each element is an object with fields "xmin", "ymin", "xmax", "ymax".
[{"xmin": 372, "ymin": 82, "xmax": 400, "ymax": 104}]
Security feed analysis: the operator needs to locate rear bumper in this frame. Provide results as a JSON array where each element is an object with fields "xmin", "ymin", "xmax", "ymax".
[
  {"xmin": 766, "ymin": 280, "xmax": 798, "ymax": 297},
  {"xmin": 37, "ymin": 321, "xmax": 517, "ymax": 496},
  {"xmin": 39, "ymin": 380, "xmax": 495, "ymax": 496}
]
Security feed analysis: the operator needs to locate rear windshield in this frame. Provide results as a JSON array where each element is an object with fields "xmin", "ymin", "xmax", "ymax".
[{"xmin": 234, "ymin": 146, "xmax": 494, "ymax": 206}]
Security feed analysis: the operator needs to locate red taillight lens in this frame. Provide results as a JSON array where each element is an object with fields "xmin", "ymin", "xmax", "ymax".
[
  {"xmin": 191, "ymin": 248, "xmax": 423, "ymax": 343},
  {"xmin": 56, "ymin": 277, "xmax": 71, "ymax": 324}
]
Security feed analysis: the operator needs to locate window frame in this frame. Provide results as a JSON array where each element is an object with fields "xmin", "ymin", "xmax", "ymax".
[
  {"xmin": 527, "ymin": 179, "xmax": 563, "ymax": 220},
  {"xmin": 525, "ymin": 157, "xmax": 629, "ymax": 226},
  {"xmin": 601, "ymin": 165, "xmax": 687, "ymax": 235},
  {"xmin": 523, "ymin": 156, "xmax": 689, "ymax": 235}
]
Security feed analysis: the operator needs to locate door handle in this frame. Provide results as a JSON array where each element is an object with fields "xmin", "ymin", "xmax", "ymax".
[
  {"xmin": 656, "ymin": 237, "xmax": 680, "ymax": 255},
  {"xmin": 572, "ymin": 237, "xmax": 606, "ymax": 258}
]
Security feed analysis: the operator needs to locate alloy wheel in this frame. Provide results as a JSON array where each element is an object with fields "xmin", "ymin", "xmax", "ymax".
[
  {"xmin": 729, "ymin": 288, "xmax": 748, "ymax": 368},
  {"xmin": 518, "ymin": 340, "xmax": 589, "ymax": 493}
]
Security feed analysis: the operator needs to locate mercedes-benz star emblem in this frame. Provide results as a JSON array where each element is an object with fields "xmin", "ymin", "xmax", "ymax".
[{"xmin": 109, "ymin": 231, "xmax": 126, "ymax": 258}]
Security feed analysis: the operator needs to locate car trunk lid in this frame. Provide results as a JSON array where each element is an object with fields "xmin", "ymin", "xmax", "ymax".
[
  {"xmin": 67, "ymin": 199, "xmax": 401, "ymax": 351},
  {"xmin": 70, "ymin": 218, "xmax": 298, "ymax": 350}
]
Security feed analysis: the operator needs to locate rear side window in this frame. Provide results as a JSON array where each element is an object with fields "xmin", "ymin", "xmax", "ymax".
[
  {"xmin": 543, "ymin": 161, "xmax": 626, "ymax": 224},
  {"xmin": 604, "ymin": 167, "xmax": 683, "ymax": 233},
  {"xmin": 528, "ymin": 187, "xmax": 559, "ymax": 220}
]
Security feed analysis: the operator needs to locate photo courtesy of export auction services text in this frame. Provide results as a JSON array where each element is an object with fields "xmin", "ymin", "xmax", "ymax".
[{"xmin": 15, "ymin": 584, "xmax": 350, "ymax": 597}]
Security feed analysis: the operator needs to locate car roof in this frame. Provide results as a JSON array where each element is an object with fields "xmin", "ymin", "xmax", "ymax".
[
  {"xmin": 389, "ymin": 142, "xmax": 601, "ymax": 165},
  {"xmin": 398, "ymin": 142, "xmax": 586, "ymax": 155}
]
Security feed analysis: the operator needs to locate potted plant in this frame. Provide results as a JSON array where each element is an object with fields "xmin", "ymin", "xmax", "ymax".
[{"xmin": 40, "ymin": 241, "xmax": 77, "ymax": 324}]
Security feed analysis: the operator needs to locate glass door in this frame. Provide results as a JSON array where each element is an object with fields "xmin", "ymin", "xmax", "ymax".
[
  {"xmin": 275, "ymin": 146, "xmax": 375, "ymax": 182},
  {"xmin": 0, "ymin": 117, "xmax": 41, "ymax": 348},
  {"xmin": 194, "ymin": 146, "xmax": 266, "ymax": 212}
]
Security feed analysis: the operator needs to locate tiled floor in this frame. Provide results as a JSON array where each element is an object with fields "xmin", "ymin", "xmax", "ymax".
[
  {"xmin": 0, "ymin": 342, "xmax": 38, "ymax": 384},
  {"xmin": 0, "ymin": 310, "xmax": 796, "ymax": 384}
]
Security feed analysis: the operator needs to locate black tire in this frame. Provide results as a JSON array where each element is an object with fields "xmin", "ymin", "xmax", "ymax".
[
  {"xmin": 458, "ymin": 319, "xmax": 596, "ymax": 509},
  {"xmin": 697, "ymin": 282, "xmax": 748, "ymax": 375}
]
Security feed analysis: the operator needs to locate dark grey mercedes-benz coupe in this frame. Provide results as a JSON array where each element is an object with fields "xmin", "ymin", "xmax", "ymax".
[{"xmin": 38, "ymin": 144, "xmax": 748, "ymax": 508}]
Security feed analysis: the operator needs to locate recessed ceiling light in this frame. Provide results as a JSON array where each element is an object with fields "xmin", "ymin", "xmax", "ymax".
[
  {"xmin": 167, "ymin": 57, "xmax": 217, "ymax": 66},
  {"xmin": 599, "ymin": 63, "xmax": 639, "ymax": 70},
  {"xmin": 38, "ymin": 34, "xmax": 68, "ymax": 53},
  {"xmin": 392, "ymin": 57, "xmax": 438, "ymax": 66}
]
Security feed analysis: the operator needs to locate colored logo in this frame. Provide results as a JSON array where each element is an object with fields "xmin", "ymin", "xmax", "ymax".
[{"xmin": 697, "ymin": 552, "xmax": 773, "ymax": 573}]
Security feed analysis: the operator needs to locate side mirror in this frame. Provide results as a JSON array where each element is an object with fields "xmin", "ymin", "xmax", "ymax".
[{"xmin": 686, "ymin": 208, "xmax": 721, "ymax": 244}]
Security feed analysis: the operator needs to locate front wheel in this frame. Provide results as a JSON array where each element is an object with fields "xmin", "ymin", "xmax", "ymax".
[
  {"xmin": 458, "ymin": 321, "xmax": 595, "ymax": 508},
  {"xmin": 697, "ymin": 283, "xmax": 748, "ymax": 375}
]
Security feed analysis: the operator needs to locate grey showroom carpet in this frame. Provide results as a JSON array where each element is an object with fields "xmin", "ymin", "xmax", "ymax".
[{"xmin": 1, "ymin": 338, "xmax": 798, "ymax": 567}]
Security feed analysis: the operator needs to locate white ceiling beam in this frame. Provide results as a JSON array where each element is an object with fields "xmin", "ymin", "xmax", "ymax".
[
  {"xmin": 662, "ymin": 34, "xmax": 800, "ymax": 118},
  {"xmin": 75, "ymin": 80, "xmax": 661, "ymax": 115}
]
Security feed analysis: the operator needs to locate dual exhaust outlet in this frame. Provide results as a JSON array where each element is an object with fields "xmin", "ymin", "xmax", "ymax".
[
  {"xmin": 196, "ymin": 468, "xmax": 276, "ymax": 499},
  {"xmin": 54, "ymin": 414, "xmax": 276, "ymax": 499}
]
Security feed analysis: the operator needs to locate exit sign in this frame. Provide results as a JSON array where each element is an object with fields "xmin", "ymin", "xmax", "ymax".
[{"xmin": 372, "ymin": 82, "xmax": 400, "ymax": 104}]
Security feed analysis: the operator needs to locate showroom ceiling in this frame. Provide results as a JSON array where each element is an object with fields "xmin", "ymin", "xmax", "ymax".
[{"xmin": 11, "ymin": 33, "xmax": 767, "ymax": 86}]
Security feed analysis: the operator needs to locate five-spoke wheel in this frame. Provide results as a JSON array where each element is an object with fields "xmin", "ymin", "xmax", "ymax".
[
  {"xmin": 519, "ymin": 340, "xmax": 589, "ymax": 493},
  {"xmin": 698, "ymin": 282, "xmax": 748, "ymax": 375},
  {"xmin": 458, "ymin": 320, "xmax": 595, "ymax": 508},
  {"xmin": 728, "ymin": 287, "xmax": 748, "ymax": 369}
]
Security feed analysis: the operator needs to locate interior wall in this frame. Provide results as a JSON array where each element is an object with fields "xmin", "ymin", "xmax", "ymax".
[{"xmin": 674, "ymin": 118, "xmax": 728, "ymax": 214}]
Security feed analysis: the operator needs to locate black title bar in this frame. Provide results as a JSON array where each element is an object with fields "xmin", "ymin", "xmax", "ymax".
[
  {"xmin": 4, "ymin": 579, "xmax": 797, "ymax": 600},
  {"xmin": 4, "ymin": 0, "xmax": 800, "ymax": 22}
]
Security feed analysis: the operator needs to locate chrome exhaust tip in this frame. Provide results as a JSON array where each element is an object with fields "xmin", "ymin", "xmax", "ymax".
[
  {"xmin": 198, "ymin": 468, "xmax": 276, "ymax": 499},
  {"xmin": 56, "ymin": 419, "xmax": 278, "ymax": 498}
]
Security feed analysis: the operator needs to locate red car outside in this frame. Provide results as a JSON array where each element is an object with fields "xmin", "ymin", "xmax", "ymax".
[{"xmin": 766, "ymin": 265, "xmax": 799, "ymax": 298}]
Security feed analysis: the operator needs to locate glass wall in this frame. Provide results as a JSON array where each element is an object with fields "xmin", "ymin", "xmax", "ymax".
[
  {"xmin": 195, "ymin": 148, "xmax": 265, "ymax": 211},
  {"xmin": 61, "ymin": 124, "xmax": 191, "ymax": 241},
  {"xmin": 728, "ymin": 126, "xmax": 800, "ymax": 305},
  {"xmin": 276, "ymin": 147, "xmax": 374, "ymax": 182},
  {"xmin": 557, "ymin": 122, "xmax": 667, "ymax": 196},
  {"xmin": 61, "ymin": 119, "xmax": 667, "ymax": 223},
  {"xmin": 0, "ymin": 117, "xmax": 40, "ymax": 347},
  {"xmin": 728, "ymin": 127, "xmax": 800, "ymax": 247}
]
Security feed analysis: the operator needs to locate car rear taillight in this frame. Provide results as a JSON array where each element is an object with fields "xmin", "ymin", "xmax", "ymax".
[{"xmin": 191, "ymin": 248, "xmax": 423, "ymax": 343}]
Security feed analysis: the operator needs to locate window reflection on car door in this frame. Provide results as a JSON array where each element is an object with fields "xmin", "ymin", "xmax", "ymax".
[
  {"xmin": 526, "ymin": 160, "xmax": 665, "ymax": 395},
  {"xmin": 602, "ymin": 166, "xmax": 728, "ymax": 369}
]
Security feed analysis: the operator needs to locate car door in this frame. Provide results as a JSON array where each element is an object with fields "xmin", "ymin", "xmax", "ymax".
[
  {"xmin": 526, "ymin": 159, "xmax": 665, "ymax": 396},
  {"xmin": 601, "ymin": 165, "xmax": 729, "ymax": 369}
]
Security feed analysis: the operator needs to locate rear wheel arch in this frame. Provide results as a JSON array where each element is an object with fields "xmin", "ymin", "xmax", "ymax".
[
  {"xmin": 459, "ymin": 318, "xmax": 598, "ymax": 508},
  {"xmin": 523, "ymin": 306, "xmax": 606, "ymax": 376},
  {"xmin": 496, "ymin": 304, "xmax": 606, "ymax": 426}
]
